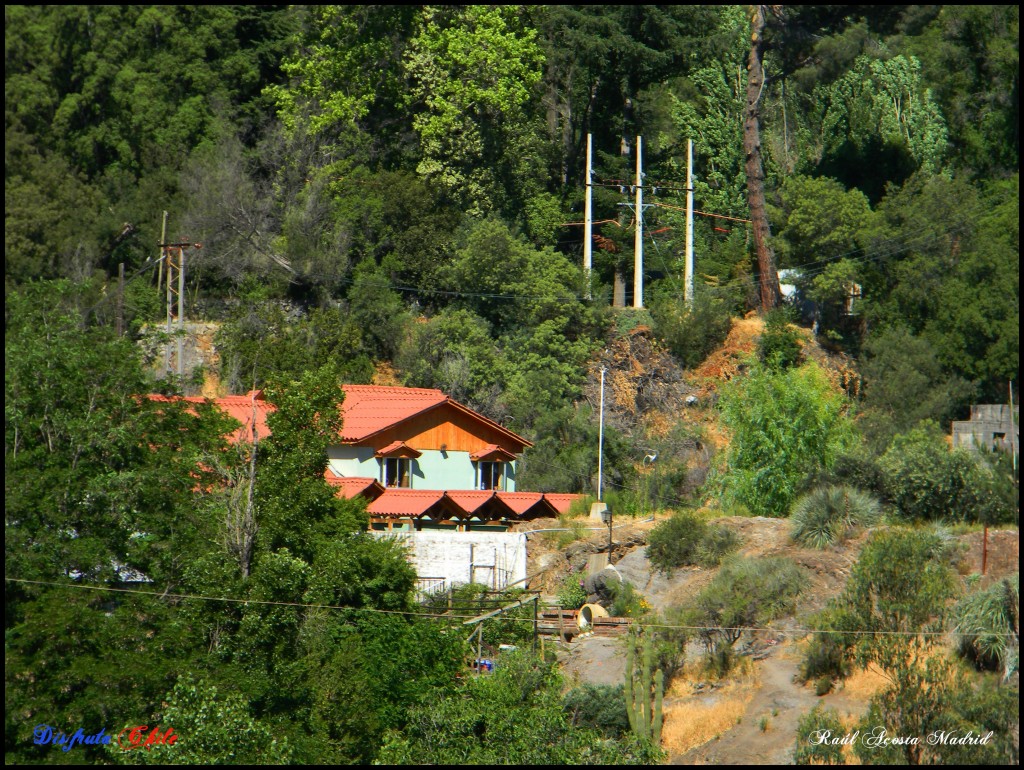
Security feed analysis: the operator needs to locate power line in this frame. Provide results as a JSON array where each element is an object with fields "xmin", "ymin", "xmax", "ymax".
[{"xmin": 9, "ymin": 577, "xmax": 1007, "ymax": 638}]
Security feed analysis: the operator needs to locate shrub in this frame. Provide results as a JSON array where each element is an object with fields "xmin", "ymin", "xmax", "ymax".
[
  {"xmin": 880, "ymin": 421, "xmax": 1015, "ymax": 524},
  {"xmin": 789, "ymin": 484, "xmax": 882, "ymax": 549},
  {"xmin": 647, "ymin": 512, "xmax": 741, "ymax": 573},
  {"xmin": 607, "ymin": 580, "xmax": 650, "ymax": 618},
  {"xmin": 758, "ymin": 306, "xmax": 803, "ymax": 370},
  {"xmin": 686, "ymin": 556, "xmax": 806, "ymax": 665},
  {"xmin": 647, "ymin": 511, "xmax": 707, "ymax": 572},
  {"xmin": 814, "ymin": 676, "xmax": 833, "ymax": 696},
  {"xmin": 649, "ymin": 289, "xmax": 735, "ymax": 369},
  {"xmin": 694, "ymin": 524, "xmax": 741, "ymax": 566},
  {"xmin": 557, "ymin": 574, "xmax": 588, "ymax": 609},
  {"xmin": 718, "ymin": 361, "xmax": 858, "ymax": 516},
  {"xmin": 952, "ymin": 574, "xmax": 1019, "ymax": 679},
  {"xmin": 563, "ymin": 683, "xmax": 631, "ymax": 738},
  {"xmin": 798, "ymin": 607, "xmax": 852, "ymax": 684},
  {"xmin": 793, "ymin": 705, "xmax": 845, "ymax": 765}
]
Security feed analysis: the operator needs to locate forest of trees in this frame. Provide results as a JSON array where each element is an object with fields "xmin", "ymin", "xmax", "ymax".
[{"xmin": 5, "ymin": 5, "xmax": 1018, "ymax": 764}]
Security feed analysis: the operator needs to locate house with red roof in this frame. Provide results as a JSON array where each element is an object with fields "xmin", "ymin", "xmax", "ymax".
[{"xmin": 156, "ymin": 385, "xmax": 580, "ymax": 535}]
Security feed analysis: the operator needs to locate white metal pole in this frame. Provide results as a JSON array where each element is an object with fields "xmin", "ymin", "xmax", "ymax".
[
  {"xmin": 584, "ymin": 132, "xmax": 593, "ymax": 299},
  {"xmin": 685, "ymin": 138, "xmax": 695, "ymax": 307},
  {"xmin": 598, "ymin": 366, "xmax": 606, "ymax": 500},
  {"xmin": 633, "ymin": 135, "xmax": 643, "ymax": 308}
]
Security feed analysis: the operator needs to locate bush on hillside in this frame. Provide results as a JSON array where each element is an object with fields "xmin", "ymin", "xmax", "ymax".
[
  {"xmin": 718, "ymin": 361, "xmax": 858, "ymax": 517},
  {"xmin": 684, "ymin": 556, "xmax": 806, "ymax": 667},
  {"xmin": 880, "ymin": 421, "xmax": 1015, "ymax": 524},
  {"xmin": 789, "ymin": 484, "xmax": 882, "ymax": 549},
  {"xmin": 952, "ymin": 574, "xmax": 1019, "ymax": 679},
  {"xmin": 647, "ymin": 511, "xmax": 740, "ymax": 573},
  {"xmin": 758, "ymin": 306, "xmax": 803, "ymax": 370}
]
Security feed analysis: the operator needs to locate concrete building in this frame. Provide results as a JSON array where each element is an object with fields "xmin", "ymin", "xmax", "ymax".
[{"xmin": 952, "ymin": 404, "xmax": 1019, "ymax": 454}]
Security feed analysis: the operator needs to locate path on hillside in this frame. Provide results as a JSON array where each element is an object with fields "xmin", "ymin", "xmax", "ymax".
[{"xmin": 672, "ymin": 650, "xmax": 816, "ymax": 765}]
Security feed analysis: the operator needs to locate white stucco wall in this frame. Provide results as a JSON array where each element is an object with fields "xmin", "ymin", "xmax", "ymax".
[{"xmin": 370, "ymin": 530, "xmax": 527, "ymax": 591}]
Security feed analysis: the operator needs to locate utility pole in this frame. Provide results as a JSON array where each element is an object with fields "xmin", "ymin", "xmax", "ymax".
[
  {"xmin": 162, "ymin": 239, "xmax": 199, "ymax": 379},
  {"xmin": 684, "ymin": 138, "xmax": 695, "ymax": 308},
  {"xmin": 584, "ymin": 133, "xmax": 593, "ymax": 299},
  {"xmin": 156, "ymin": 211, "xmax": 168, "ymax": 294},
  {"xmin": 598, "ymin": 366, "xmax": 607, "ymax": 500},
  {"xmin": 177, "ymin": 243, "xmax": 186, "ymax": 379},
  {"xmin": 633, "ymin": 135, "xmax": 644, "ymax": 309}
]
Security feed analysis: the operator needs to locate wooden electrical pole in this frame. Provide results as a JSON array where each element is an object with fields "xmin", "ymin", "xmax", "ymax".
[{"xmin": 156, "ymin": 211, "xmax": 168, "ymax": 294}]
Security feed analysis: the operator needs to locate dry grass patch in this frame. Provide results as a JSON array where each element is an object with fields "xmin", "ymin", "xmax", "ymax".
[
  {"xmin": 661, "ymin": 659, "xmax": 759, "ymax": 755},
  {"xmin": 836, "ymin": 665, "xmax": 890, "ymax": 700}
]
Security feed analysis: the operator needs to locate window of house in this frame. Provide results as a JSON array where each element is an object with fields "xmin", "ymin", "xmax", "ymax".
[
  {"xmin": 478, "ymin": 461, "xmax": 504, "ymax": 491},
  {"xmin": 383, "ymin": 457, "xmax": 411, "ymax": 488}
]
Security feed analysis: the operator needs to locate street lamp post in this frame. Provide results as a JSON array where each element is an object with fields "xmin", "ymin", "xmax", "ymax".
[{"xmin": 600, "ymin": 507, "xmax": 613, "ymax": 556}]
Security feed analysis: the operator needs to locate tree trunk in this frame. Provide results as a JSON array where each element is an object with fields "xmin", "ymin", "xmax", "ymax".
[{"xmin": 744, "ymin": 5, "xmax": 782, "ymax": 312}]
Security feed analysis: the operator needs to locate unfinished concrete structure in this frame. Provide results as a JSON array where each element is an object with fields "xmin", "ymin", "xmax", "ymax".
[
  {"xmin": 371, "ymin": 530, "xmax": 528, "ymax": 595},
  {"xmin": 952, "ymin": 404, "xmax": 1019, "ymax": 454}
]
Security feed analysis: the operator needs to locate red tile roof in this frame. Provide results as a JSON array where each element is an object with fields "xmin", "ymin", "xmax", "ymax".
[
  {"xmin": 339, "ymin": 385, "xmax": 447, "ymax": 441},
  {"xmin": 324, "ymin": 474, "xmax": 384, "ymax": 501},
  {"xmin": 444, "ymin": 490, "xmax": 497, "ymax": 515},
  {"xmin": 543, "ymin": 493, "xmax": 583, "ymax": 515},
  {"xmin": 345, "ymin": 487, "xmax": 573, "ymax": 521},
  {"xmin": 494, "ymin": 492, "xmax": 546, "ymax": 516},
  {"xmin": 148, "ymin": 390, "xmax": 272, "ymax": 445},
  {"xmin": 340, "ymin": 385, "xmax": 532, "ymax": 449},
  {"xmin": 374, "ymin": 440, "xmax": 422, "ymax": 458},
  {"xmin": 469, "ymin": 444, "xmax": 518, "ymax": 462},
  {"xmin": 151, "ymin": 385, "xmax": 532, "ymax": 451},
  {"xmin": 367, "ymin": 489, "xmax": 449, "ymax": 517}
]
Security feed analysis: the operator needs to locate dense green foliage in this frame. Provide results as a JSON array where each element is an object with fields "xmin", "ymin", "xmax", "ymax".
[
  {"xmin": 793, "ymin": 704, "xmax": 846, "ymax": 765},
  {"xmin": 647, "ymin": 510, "xmax": 740, "ymax": 573},
  {"xmin": 718, "ymin": 361, "xmax": 858, "ymax": 517},
  {"xmin": 880, "ymin": 421, "xmax": 1015, "ymax": 524},
  {"xmin": 376, "ymin": 650, "xmax": 662, "ymax": 764},
  {"xmin": 5, "ymin": 5, "xmax": 1019, "ymax": 764}
]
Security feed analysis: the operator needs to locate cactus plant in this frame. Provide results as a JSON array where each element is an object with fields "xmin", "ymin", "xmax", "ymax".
[{"xmin": 624, "ymin": 626, "xmax": 664, "ymax": 745}]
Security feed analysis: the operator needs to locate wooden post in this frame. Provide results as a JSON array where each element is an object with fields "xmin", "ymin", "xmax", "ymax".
[
  {"xmin": 476, "ymin": 623, "xmax": 484, "ymax": 677},
  {"xmin": 532, "ymin": 596, "xmax": 538, "ymax": 654}
]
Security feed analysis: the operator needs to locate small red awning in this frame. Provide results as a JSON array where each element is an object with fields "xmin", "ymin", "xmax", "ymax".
[
  {"xmin": 374, "ymin": 441, "xmax": 422, "ymax": 459},
  {"xmin": 470, "ymin": 444, "xmax": 517, "ymax": 462}
]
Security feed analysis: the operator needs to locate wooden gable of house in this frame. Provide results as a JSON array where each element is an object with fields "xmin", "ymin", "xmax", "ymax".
[{"xmin": 349, "ymin": 401, "xmax": 529, "ymax": 455}]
